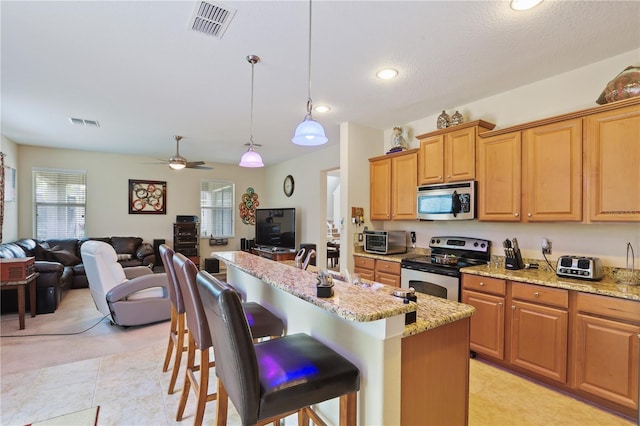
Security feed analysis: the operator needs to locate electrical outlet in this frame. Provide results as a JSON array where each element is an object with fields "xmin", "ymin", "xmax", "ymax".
[{"xmin": 542, "ymin": 238, "xmax": 552, "ymax": 255}]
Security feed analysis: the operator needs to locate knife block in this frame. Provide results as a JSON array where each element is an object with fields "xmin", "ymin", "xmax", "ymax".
[{"xmin": 505, "ymin": 249, "xmax": 525, "ymax": 270}]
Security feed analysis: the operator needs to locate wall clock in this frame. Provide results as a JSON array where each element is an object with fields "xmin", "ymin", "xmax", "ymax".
[{"xmin": 283, "ymin": 175, "xmax": 295, "ymax": 197}]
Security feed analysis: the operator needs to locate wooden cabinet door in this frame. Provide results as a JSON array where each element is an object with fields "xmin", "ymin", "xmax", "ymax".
[
  {"xmin": 477, "ymin": 132, "xmax": 522, "ymax": 221},
  {"xmin": 509, "ymin": 300, "xmax": 568, "ymax": 383},
  {"xmin": 354, "ymin": 267, "xmax": 375, "ymax": 281},
  {"xmin": 375, "ymin": 271, "xmax": 401, "ymax": 287},
  {"xmin": 462, "ymin": 290, "xmax": 505, "ymax": 360},
  {"xmin": 446, "ymin": 126, "xmax": 476, "ymax": 182},
  {"xmin": 418, "ymin": 135, "xmax": 444, "ymax": 185},
  {"xmin": 522, "ymin": 119, "xmax": 582, "ymax": 222},
  {"xmin": 391, "ymin": 151, "xmax": 418, "ymax": 219},
  {"xmin": 573, "ymin": 313, "xmax": 639, "ymax": 411},
  {"xmin": 370, "ymin": 158, "xmax": 392, "ymax": 220},
  {"xmin": 586, "ymin": 104, "xmax": 640, "ymax": 222}
]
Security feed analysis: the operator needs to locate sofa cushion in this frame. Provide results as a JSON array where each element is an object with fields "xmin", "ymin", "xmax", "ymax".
[
  {"xmin": 45, "ymin": 239, "xmax": 79, "ymax": 257},
  {"xmin": 136, "ymin": 243, "xmax": 154, "ymax": 260},
  {"xmin": 0, "ymin": 243, "xmax": 27, "ymax": 259},
  {"xmin": 15, "ymin": 238, "xmax": 38, "ymax": 256},
  {"xmin": 111, "ymin": 237, "xmax": 143, "ymax": 255},
  {"xmin": 49, "ymin": 249, "xmax": 81, "ymax": 266}
]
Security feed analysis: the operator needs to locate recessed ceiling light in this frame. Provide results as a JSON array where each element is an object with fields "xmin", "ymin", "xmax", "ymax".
[
  {"xmin": 314, "ymin": 105, "xmax": 331, "ymax": 113},
  {"xmin": 510, "ymin": 0, "xmax": 543, "ymax": 11},
  {"xmin": 376, "ymin": 69, "xmax": 398, "ymax": 80}
]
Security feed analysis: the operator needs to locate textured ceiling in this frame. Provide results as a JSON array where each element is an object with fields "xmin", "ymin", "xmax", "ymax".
[{"xmin": 2, "ymin": 1, "xmax": 639, "ymax": 167}]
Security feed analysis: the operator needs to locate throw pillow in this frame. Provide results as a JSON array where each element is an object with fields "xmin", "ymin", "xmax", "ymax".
[
  {"xmin": 111, "ymin": 237, "xmax": 143, "ymax": 255},
  {"xmin": 136, "ymin": 243, "xmax": 154, "ymax": 259},
  {"xmin": 50, "ymin": 249, "xmax": 81, "ymax": 266},
  {"xmin": 34, "ymin": 242, "xmax": 51, "ymax": 261},
  {"xmin": 117, "ymin": 253, "xmax": 133, "ymax": 261}
]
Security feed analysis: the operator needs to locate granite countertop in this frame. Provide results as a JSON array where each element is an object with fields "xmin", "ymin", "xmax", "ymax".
[
  {"xmin": 213, "ymin": 251, "xmax": 415, "ymax": 322},
  {"xmin": 214, "ymin": 251, "xmax": 475, "ymax": 336},
  {"xmin": 461, "ymin": 264, "xmax": 640, "ymax": 301},
  {"xmin": 352, "ymin": 248, "xmax": 428, "ymax": 262}
]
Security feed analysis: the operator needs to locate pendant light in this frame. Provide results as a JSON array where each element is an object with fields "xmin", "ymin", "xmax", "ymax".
[
  {"xmin": 292, "ymin": 0, "xmax": 327, "ymax": 146},
  {"xmin": 239, "ymin": 55, "xmax": 265, "ymax": 168}
]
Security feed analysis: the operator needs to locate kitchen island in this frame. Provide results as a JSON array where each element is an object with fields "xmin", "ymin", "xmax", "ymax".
[{"xmin": 213, "ymin": 251, "xmax": 475, "ymax": 426}]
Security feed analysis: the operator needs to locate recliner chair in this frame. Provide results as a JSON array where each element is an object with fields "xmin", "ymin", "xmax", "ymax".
[{"xmin": 81, "ymin": 240, "xmax": 171, "ymax": 326}]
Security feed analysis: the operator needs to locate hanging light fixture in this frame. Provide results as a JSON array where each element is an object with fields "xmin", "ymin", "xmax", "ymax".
[
  {"xmin": 239, "ymin": 54, "xmax": 265, "ymax": 168},
  {"xmin": 292, "ymin": 0, "xmax": 327, "ymax": 146}
]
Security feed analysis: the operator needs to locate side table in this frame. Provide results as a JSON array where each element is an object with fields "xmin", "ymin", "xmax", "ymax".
[{"xmin": 1, "ymin": 272, "xmax": 39, "ymax": 330}]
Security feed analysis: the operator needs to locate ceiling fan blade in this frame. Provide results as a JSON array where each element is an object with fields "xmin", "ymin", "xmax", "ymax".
[
  {"xmin": 186, "ymin": 162, "xmax": 213, "ymax": 170},
  {"xmin": 186, "ymin": 161, "xmax": 205, "ymax": 167}
]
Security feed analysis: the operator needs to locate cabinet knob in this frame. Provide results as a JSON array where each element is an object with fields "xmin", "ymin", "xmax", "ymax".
[
  {"xmin": 447, "ymin": 175, "xmax": 451, "ymax": 178},
  {"xmin": 438, "ymin": 176, "xmax": 442, "ymax": 180},
  {"xmin": 498, "ymin": 302, "xmax": 503, "ymax": 307},
  {"xmin": 511, "ymin": 305, "xmax": 515, "ymax": 310},
  {"xmin": 479, "ymin": 282, "xmax": 485, "ymax": 286},
  {"xmin": 528, "ymin": 213, "xmax": 532, "ymax": 217},
  {"xmin": 534, "ymin": 292, "xmax": 540, "ymax": 297},
  {"xmin": 514, "ymin": 212, "xmax": 519, "ymax": 217}
]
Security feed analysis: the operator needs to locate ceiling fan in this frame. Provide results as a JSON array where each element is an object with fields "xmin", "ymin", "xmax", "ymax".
[{"xmin": 160, "ymin": 136, "xmax": 212, "ymax": 170}]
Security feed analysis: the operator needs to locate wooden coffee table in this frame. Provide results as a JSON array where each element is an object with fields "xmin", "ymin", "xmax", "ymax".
[{"xmin": 1, "ymin": 272, "xmax": 38, "ymax": 330}]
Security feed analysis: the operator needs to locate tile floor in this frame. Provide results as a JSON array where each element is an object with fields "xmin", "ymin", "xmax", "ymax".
[{"xmin": 1, "ymin": 343, "xmax": 635, "ymax": 426}]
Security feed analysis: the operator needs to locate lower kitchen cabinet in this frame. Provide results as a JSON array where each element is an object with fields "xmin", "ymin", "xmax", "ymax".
[
  {"xmin": 353, "ymin": 255, "xmax": 375, "ymax": 281},
  {"xmin": 353, "ymin": 255, "xmax": 401, "ymax": 286},
  {"xmin": 509, "ymin": 282, "xmax": 569, "ymax": 383},
  {"xmin": 461, "ymin": 273, "xmax": 639, "ymax": 419},
  {"xmin": 573, "ymin": 293, "xmax": 640, "ymax": 413},
  {"xmin": 461, "ymin": 275, "xmax": 506, "ymax": 360}
]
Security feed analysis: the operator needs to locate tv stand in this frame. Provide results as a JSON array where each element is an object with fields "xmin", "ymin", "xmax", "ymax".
[{"xmin": 251, "ymin": 247, "xmax": 296, "ymax": 262}]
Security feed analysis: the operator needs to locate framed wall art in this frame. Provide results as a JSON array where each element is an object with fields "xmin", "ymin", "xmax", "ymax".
[{"xmin": 129, "ymin": 179, "xmax": 166, "ymax": 214}]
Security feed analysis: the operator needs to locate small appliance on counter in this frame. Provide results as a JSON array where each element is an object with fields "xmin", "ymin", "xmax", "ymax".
[
  {"xmin": 363, "ymin": 230, "xmax": 407, "ymax": 255},
  {"xmin": 503, "ymin": 238, "xmax": 524, "ymax": 270},
  {"xmin": 556, "ymin": 256, "xmax": 604, "ymax": 281}
]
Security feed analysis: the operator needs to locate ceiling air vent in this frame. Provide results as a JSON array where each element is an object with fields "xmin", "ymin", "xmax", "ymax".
[
  {"xmin": 189, "ymin": 1, "xmax": 237, "ymax": 39},
  {"xmin": 69, "ymin": 117, "xmax": 100, "ymax": 127}
]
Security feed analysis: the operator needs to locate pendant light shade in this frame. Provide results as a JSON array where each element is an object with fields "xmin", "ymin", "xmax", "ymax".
[
  {"xmin": 239, "ymin": 55, "xmax": 264, "ymax": 168},
  {"xmin": 292, "ymin": 115, "xmax": 328, "ymax": 146},
  {"xmin": 292, "ymin": 0, "xmax": 327, "ymax": 146},
  {"xmin": 239, "ymin": 142, "xmax": 264, "ymax": 167}
]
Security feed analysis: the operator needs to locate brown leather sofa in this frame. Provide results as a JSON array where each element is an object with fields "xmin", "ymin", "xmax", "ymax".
[{"xmin": 0, "ymin": 237, "xmax": 155, "ymax": 314}]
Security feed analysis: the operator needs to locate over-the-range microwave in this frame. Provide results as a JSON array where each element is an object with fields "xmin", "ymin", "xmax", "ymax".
[{"xmin": 416, "ymin": 180, "xmax": 476, "ymax": 221}]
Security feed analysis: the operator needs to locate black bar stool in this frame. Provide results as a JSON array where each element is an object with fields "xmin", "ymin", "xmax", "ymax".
[
  {"xmin": 172, "ymin": 253, "xmax": 284, "ymax": 426},
  {"xmin": 196, "ymin": 271, "xmax": 360, "ymax": 426}
]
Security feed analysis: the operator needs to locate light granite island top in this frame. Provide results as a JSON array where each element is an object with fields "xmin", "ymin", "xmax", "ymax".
[{"xmin": 213, "ymin": 250, "xmax": 475, "ymax": 426}]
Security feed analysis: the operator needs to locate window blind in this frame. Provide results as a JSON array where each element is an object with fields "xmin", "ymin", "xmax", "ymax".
[
  {"xmin": 33, "ymin": 168, "xmax": 87, "ymax": 239},
  {"xmin": 200, "ymin": 180, "xmax": 234, "ymax": 238}
]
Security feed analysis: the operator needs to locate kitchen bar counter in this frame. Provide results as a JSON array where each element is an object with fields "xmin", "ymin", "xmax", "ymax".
[
  {"xmin": 461, "ymin": 264, "xmax": 640, "ymax": 301},
  {"xmin": 213, "ymin": 250, "xmax": 474, "ymax": 425}
]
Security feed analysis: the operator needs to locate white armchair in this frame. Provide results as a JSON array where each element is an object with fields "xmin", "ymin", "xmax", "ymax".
[{"xmin": 81, "ymin": 240, "xmax": 171, "ymax": 326}]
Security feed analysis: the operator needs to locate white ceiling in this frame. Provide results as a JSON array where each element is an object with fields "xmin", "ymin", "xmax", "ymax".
[{"xmin": 2, "ymin": 1, "xmax": 639, "ymax": 167}]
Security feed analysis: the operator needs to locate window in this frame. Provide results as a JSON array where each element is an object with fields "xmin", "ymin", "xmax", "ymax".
[
  {"xmin": 33, "ymin": 168, "xmax": 87, "ymax": 239},
  {"xmin": 200, "ymin": 180, "xmax": 234, "ymax": 238}
]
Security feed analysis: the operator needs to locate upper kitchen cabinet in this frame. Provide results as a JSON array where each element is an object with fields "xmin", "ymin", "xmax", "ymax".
[
  {"xmin": 522, "ymin": 119, "xmax": 583, "ymax": 222},
  {"xmin": 370, "ymin": 149, "xmax": 418, "ymax": 220},
  {"xmin": 477, "ymin": 131, "xmax": 522, "ymax": 221},
  {"xmin": 586, "ymin": 103, "xmax": 640, "ymax": 222},
  {"xmin": 417, "ymin": 120, "xmax": 495, "ymax": 185}
]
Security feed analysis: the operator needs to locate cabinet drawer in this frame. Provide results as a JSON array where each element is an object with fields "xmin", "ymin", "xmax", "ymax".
[
  {"xmin": 376, "ymin": 271, "xmax": 401, "ymax": 287},
  {"xmin": 511, "ymin": 282, "xmax": 568, "ymax": 309},
  {"xmin": 375, "ymin": 259, "xmax": 401, "ymax": 275},
  {"xmin": 576, "ymin": 292, "xmax": 640, "ymax": 324},
  {"xmin": 462, "ymin": 274, "xmax": 506, "ymax": 296},
  {"xmin": 353, "ymin": 256, "xmax": 375, "ymax": 270}
]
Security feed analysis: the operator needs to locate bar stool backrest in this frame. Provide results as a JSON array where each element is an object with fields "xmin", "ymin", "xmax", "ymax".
[
  {"xmin": 159, "ymin": 244, "xmax": 184, "ymax": 314},
  {"xmin": 196, "ymin": 271, "xmax": 261, "ymax": 424},
  {"xmin": 173, "ymin": 253, "xmax": 212, "ymax": 350}
]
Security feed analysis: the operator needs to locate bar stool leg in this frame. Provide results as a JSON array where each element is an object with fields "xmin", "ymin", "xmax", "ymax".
[
  {"xmin": 162, "ymin": 306, "xmax": 178, "ymax": 372},
  {"xmin": 176, "ymin": 332, "xmax": 196, "ymax": 421},
  {"xmin": 168, "ymin": 313, "xmax": 186, "ymax": 394},
  {"xmin": 215, "ymin": 381, "xmax": 228, "ymax": 426}
]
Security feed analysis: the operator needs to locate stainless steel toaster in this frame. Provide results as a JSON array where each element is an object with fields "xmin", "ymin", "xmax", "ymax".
[{"xmin": 556, "ymin": 256, "xmax": 603, "ymax": 281}]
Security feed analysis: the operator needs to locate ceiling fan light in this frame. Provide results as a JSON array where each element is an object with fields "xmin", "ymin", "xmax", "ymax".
[
  {"xmin": 239, "ymin": 147, "xmax": 264, "ymax": 168},
  {"xmin": 510, "ymin": 0, "xmax": 543, "ymax": 10},
  {"xmin": 292, "ymin": 116, "xmax": 328, "ymax": 146},
  {"xmin": 169, "ymin": 156, "xmax": 187, "ymax": 170}
]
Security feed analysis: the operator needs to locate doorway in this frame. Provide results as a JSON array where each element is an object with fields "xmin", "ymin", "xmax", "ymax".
[{"xmin": 326, "ymin": 169, "xmax": 340, "ymax": 271}]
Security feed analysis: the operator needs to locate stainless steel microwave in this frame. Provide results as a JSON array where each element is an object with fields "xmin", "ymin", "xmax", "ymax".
[
  {"xmin": 363, "ymin": 230, "xmax": 407, "ymax": 255},
  {"xmin": 416, "ymin": 181, "xmax": 476, "ymax": 221}
]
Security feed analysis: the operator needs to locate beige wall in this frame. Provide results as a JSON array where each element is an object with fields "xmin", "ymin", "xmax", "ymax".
[
  {"xmin": 379, "ymin": 48, "xmax": 640, "ymax": 268},
  {"xmin": 1, "ymin": 135, "xmax": 19, "ymax": 242},
  {"xmin": 15, "ymin": 145, "xmax": 268, "ymax": 261}
]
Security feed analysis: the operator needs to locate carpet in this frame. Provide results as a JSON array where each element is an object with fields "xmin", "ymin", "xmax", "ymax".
[{"xmin": 27, "ymin": 406, "xmax": 99, "ymax": 426}]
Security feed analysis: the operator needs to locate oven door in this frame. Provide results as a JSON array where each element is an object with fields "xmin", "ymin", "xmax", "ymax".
[{"xmin": 401, "ymin": 267, "xmax": 460, "ymax": 302}]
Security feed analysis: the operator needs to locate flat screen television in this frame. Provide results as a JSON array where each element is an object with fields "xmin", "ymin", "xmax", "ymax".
[{"xmin": 254, "ymin": 208, "xmax": 296, "ymax": 250}]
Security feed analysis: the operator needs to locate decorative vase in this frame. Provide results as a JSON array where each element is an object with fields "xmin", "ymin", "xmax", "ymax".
[
  {"xmin": 451, "ymin": 110, "xmax": 464, "ymax": 126},
  {"xmin": 437, "ymin": 111, "xmax": 450, "ymax": 129}
]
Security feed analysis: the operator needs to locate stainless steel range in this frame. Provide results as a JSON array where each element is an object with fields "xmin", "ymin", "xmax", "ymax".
[{"xmin": 401, "ymin": 236, "xmax": 491, "ymax": 302}]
